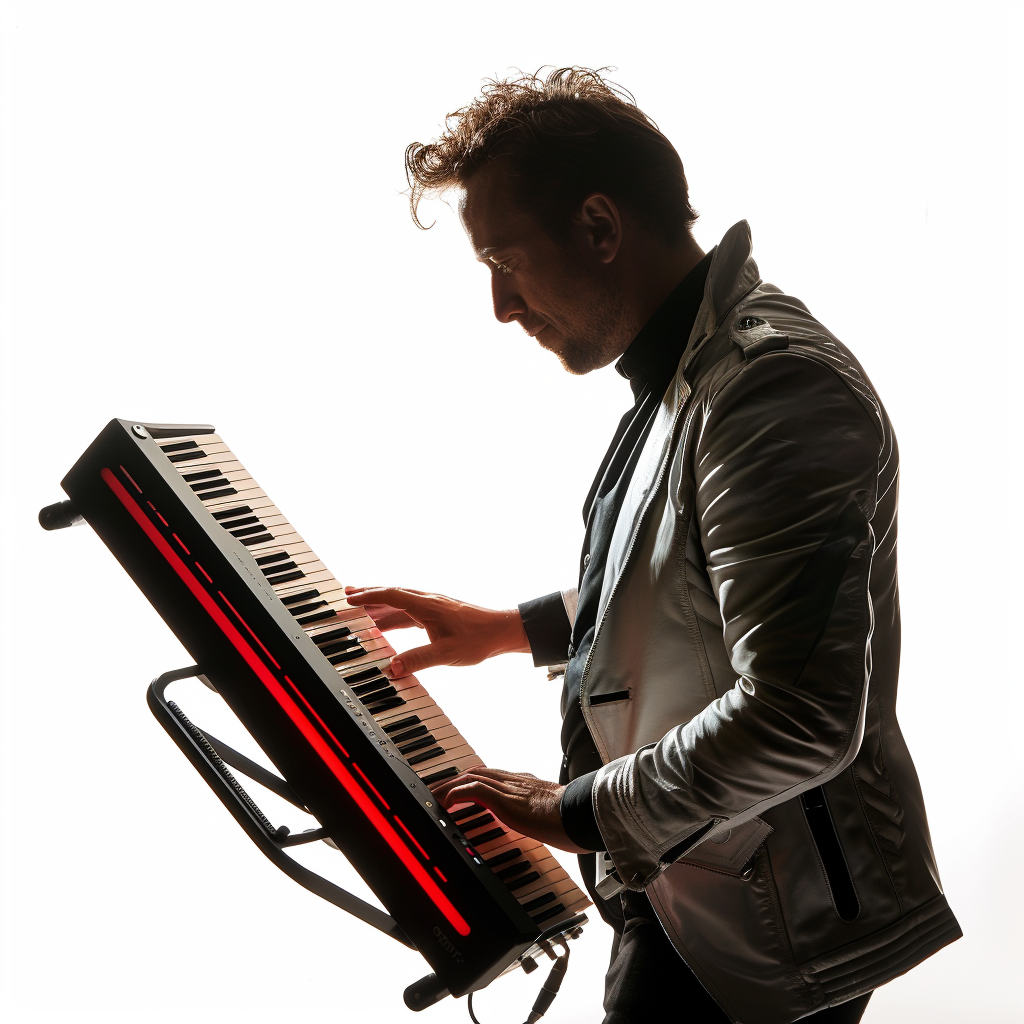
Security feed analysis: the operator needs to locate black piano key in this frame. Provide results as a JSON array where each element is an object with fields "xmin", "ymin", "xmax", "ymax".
[
  {"xmin": 360, "ymin": 688, "xmax": 395, "ymax": 704},
  {"xmin": 160, "ymin": 441, "xmax": 199, "ymax": 453},
  {"xmin": 182, "ymin": 469, "xmax": 220, "ymax": 481},
  {"xmin": 296, "ymin": 609, "xmax": 335, "ymax": 626},
  {"xmin": 231, "ymin": 524, "xmax": 268, "ymax": 538},
  {"xmin": 328, "ymin": 648, "xmax": 366, "ymax": 665},
  {"xmin": 202, "ymin": 487, "xmax": 239, "ymax": 500},
  {"xmin": 363, "ymin": 695, "xmax": 405, "ymax": 714},
  {"xmin": 312, "ymin": 626, "xmax": 352, "ymax": 645},
  {"xmin": 421, "ymin": 767, "xmax": 458, "ymax": 785},
  {"xmin": 531, "ymin": 904, "xmax": 566, "ymax": 925},
  {"xmin": 451, "ymin": 804, "xmax": 485, "ymax": 822},
  {"xmin": 343, "ymin": 666, "xmax": 382, "ymax": 684},
  {"xmin": 459, "ymin": 813, "xmax": 496, "ymax": 832},
  {"xmin": 239, "ymin": 531, "xmax": 274, "ymax": 546},
  {"xmin": 254, "ymin": 550, "xmax": 288, "ymax": 564},
  {"xmin": 506, "ymin": 871, "xmax": 541, "ymax": 892},
  {"xmin": 389, "ymin": 724, "xmax": 429, "ymax": 744},
  {"xmin": 406, "ymin": 746, "xmax": 445, "ymax": 766},
  {"xmin": 288, "ymin": 600, "xmax": 328, "ymax": 616},
  {"xmin": 191, "ymin": 478, "xmax": 230, "ymax": 492},
  {"xmin": 168, "ymin": 450, "xmax": 207, "ymax": 463},
  {"xmin": 397, "ymin": 735, "xmax": 438, "ymax": 755},
  {"xmin": 281, "ymin": 589, "xmax": 320, "ymax": 606},
  {"xmin": 468, "ymin": 827, "xmax": 506, "ymax": 846},
  {"xmin": 263, "ymin": 561, "xmax": 298, "ymax": 575},
  {"xmin": 224, "ymin": 516, "xmax": 261, "ymax": 529},
  {"xmin": 352, "ymin": 677, "xmax": 389, "ymax": 697},
  {"xmin": 484, "ymin": 847, "xmax": 522, "ymax": 867},
  {"xmin": 318, "ymin": 638, "xmax": 359, "ymax": 656},
  {"xmin": 496, "ymin": 861, "xmax": 531, "ymax": 881},
  {"xmin": 382, "ymin": 716, "xmax": 421, "ymax": 734},
  {"xmin": 266, "ymin": 569, "xmax": 304, "ymax": 585},
  {"xmin": 522, "ymin": 892, "xmax": 556, "ymax": 913},
  {"xmin": 215, "ymin": 505, "xmax": 254, "ymax": 521}
]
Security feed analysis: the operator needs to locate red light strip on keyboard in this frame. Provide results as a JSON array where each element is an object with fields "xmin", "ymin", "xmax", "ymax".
[{"xmin": 101, "ymin": 467, "xmax": 470, "ymax": 936}]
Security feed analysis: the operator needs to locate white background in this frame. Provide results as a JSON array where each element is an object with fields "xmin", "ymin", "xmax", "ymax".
[{"xmin": 2, "ymin": 2, "xmax": 1021, "ymax": 1021}]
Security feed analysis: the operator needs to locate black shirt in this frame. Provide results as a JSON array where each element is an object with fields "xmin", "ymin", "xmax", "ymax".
[{"xmin": 519, "ymin": 250, "xmax": 714, "ymax": 850}]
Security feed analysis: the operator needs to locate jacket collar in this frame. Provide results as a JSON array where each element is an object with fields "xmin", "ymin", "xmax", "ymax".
[{"xmin": 682, "ymin": 220, "xmax": 762, "ymax": 374}]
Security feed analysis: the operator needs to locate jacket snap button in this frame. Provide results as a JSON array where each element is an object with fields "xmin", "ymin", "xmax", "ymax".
[{"xmin": 583, "ymin": 553, "xmax": 591, "ymax": 568}]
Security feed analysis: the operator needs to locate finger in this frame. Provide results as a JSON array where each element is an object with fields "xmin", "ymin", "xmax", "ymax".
[
  {"xmin": 345, "ymin": 587, "xmax": 430, "ymax": 611},
  {"xmin": 385, "ymin": 642, "xmax": 454, "ymax": 679}
]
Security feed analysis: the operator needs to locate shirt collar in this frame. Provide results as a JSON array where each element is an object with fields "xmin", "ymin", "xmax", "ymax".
[{"xmin": 615, "ymin": 249, "xmax": 715, "ymax": 400}]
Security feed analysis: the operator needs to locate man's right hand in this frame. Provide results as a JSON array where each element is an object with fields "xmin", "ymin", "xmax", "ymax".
[{"xmin": 343, "ymin": 586, "xmax": 530, "ymax": 679}]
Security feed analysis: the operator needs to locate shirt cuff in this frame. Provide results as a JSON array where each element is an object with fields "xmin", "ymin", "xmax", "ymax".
[
  {"xmin": 517, "ymin": 592, "xmax": 572, "ymax": 667},
  {"xmin": 559, "ymin": 770, "xmax": 604, "ymax": 852}
]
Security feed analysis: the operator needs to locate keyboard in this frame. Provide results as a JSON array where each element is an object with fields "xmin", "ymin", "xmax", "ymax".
[{"xmin": 46, "ymin": 418, "xmax": 589, "ymax": 1000}]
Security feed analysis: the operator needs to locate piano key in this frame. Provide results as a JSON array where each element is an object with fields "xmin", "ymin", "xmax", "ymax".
[
  {"xmin": 381, "ymin": 715, "xmax": 421, "ymax": 734},
  {"xmin": 484, "ymin": 848, "xmax": 523, "ymax": 867},
  {"xmin": 421, "ymin": 767, "xmax": 459, "ymax": 786},
  {"xmin": 327, "ymin": 648, "xmax": 367, "ymax": 666},
  {"xmin": 281, "ymin": 589, "xmax": 321, "ymax": 606},
  {"xmin": 397, "ymin": 735, "xmax": 439, "ymax": 756},
  {"xmin": 505, "ymin": 871, "xmax": 540, "ymax": 892},
  {"xmin": 159, "ymin": 440, "xmax": 200, "ymax": 453},
  {"xmin": 199, "ymin": 487, "xmax": 237, "ymax": 501},
  {"xmin": 223, "ymin": 516, "xmax": 261, "ymax": 529},
  {"xmin": 182, "ymin": 469, "xmax": 220, "ymax": 482},
  {"xmin": 214, "ymin": 505, "xmax": 255, "ymax": 521},
  {"xmin": 467, "ymin": 827, "xmax": 506, "ymax": 846},
  {"xmin": 451, "ymin": 804, "xmax": 486, "ymax": 823},
  {"xmin": 496, "ymin": 861, "xmax": 531, "ymax": 881},
  {"xmin": 166, "ymin": 449, "xmax": 206, "ymax": 462},
  {"xmin": 340, "ymin": 666, "xmax": 384, "ymax": 685},
  {"xmin": 458, "ymin": 813, "xmax": 495, "ymax": 833},
  {"xmin": 255, "ymin": 550, "xmax": 289, "ymax": 565},
  {"xmin": 406, "ymin": 746, "xmax": 446, "ymax": 766},
  {"xmin": 239, "ymin": 532, "xmax": 274, "ymax": 546},
  {"xmin": 389, "ymin": 724, "xmax": 429, "ymax": 744},
  {"xmin": 360, "ymin": 695, "xmax": 404, "ymax": 714},
  {"xmin": 531, "ymin": 904, "xmax": 566, "ymax": 925},
  {"xmin": 191, "ymin": 477, "xmax": 232, "ymax": 492},
  {"xmin": 230, "ymin": 524, "xmax": 269, "ymax": 538},
  {"xmin": 522, "ymin": 893, "xmax": 556, "ymax": 913},
  {"xmin": 265, "ymin": 569, "xmax": 304, "ymax": 585},
  {"xmin": 319, "ymin": 638, "xmax": 360, "ymax": 657},
  {"xmin": 311, "ymin": 626, "xmax": 352, "ymax": 646},
  {"xmin": 296, "ymin": 609, "xmax": 336, "ymax": 626}
]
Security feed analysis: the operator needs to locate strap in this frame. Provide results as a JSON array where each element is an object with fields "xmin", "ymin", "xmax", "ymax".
[{"xmin": 730, "ymin": 315, "xmax": 790, "ymax": 361}]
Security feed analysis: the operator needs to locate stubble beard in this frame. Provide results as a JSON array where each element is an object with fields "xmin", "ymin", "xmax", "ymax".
[{"xmin": 542, "ymin": 280, "xmax": 630, "ymax": 376}]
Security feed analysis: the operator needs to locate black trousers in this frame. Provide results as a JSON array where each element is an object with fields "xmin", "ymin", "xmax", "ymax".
[{"xmin": 602, "ymin": 890, "xmax": 872, "ymax": 1024}]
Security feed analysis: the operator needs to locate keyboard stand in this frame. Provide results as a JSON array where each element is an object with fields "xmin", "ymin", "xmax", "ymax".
[{"xmin": 147, "ymin": 665, "xmax": 415, "ymax": 950}]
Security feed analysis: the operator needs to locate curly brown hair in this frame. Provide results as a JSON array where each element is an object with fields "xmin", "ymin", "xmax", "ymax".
[{"xmin": 405, "ymin": 67, "xmax": 697, "ymax": 244}]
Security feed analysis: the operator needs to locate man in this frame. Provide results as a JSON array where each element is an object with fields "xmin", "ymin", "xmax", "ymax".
[{"xmin": 345, "ymin": 68, "xmax": 960, "ymax": 1024}]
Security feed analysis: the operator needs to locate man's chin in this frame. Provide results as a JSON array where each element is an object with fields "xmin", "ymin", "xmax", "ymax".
[{"xmin": 541, "ymin": 333, "xmax": 615, "ymax": 376}]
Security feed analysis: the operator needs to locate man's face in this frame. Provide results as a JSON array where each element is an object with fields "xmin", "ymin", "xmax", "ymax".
[{"xmin": 459, "ymin": 166, "xmax": 627, "ymax": 374}]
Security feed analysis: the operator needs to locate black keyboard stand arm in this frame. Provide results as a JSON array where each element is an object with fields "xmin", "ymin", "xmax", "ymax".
[{"xmin": 147, "ymin": 666, "xmax": 416, "ymax": 950}]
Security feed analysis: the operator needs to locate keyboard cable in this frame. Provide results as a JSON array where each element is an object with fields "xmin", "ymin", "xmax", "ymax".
[{"xmin": 467, "ymin": 941, "xmax": 571, "ymax": 1024}]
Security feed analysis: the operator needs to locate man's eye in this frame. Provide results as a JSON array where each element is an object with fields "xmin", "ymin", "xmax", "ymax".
[{"xmin": 490, "ymin": 259, "xmax": 514, "ymax": 276}]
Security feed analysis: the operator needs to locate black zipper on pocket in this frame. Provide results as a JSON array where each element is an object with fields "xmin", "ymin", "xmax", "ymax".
[{"xmin": 801, "ymin": 786, "xmax": 860, "ymax": 921}]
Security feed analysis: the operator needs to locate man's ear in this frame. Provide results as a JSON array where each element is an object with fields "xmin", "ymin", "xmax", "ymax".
[{"xmin": 574, "ymin": 194, "xmax": 623, "ymax": 264}]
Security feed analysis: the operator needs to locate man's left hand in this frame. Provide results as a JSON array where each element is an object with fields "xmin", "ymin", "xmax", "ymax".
[{"xmin": 430, "ymin": 767, "xmax": 589, "ymax": 854}]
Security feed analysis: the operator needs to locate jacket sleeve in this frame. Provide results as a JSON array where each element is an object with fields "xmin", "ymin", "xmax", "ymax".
[
  {"xmin": 591, "ymin": 353, "xmax": 882, "ymax": 888},
  {"xmin": 518, "ymin": 589, "xmax": 578, "ymax": 667}
]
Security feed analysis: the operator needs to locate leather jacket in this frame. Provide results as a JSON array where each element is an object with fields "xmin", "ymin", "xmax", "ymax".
[{"xmin": 570, "ymin": 222, "xmax": 960, "ymax": 1022}]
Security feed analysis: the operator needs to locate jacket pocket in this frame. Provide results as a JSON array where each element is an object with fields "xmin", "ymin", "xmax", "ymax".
[
  {"xmin": 676, "ymin": 817, "xmax": 773, "ymax": 878},
  {"xmin": 802, "ymin": 786, "xmax": 860, "ymax": 921}
]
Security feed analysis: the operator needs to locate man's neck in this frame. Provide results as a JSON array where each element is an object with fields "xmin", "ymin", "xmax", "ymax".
[{"xmin": 606, "ymin": 231, "xmax": 706, "ymax": 360}]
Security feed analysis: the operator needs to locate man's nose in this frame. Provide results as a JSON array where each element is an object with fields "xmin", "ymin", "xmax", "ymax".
[{"xmin": 491, "ymin": 272, "xmax": 527, "ymax": 325}]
